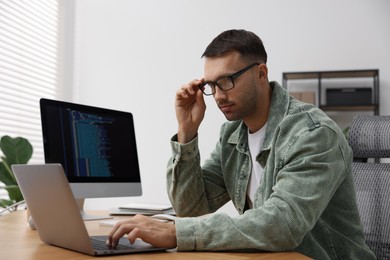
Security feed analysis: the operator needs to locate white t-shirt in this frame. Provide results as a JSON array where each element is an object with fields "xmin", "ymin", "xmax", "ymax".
[{"xmin": 247, "ymin": 123, "xmax": 267, "ymax": 209}]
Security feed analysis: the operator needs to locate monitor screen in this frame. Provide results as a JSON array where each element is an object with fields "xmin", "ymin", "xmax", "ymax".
[{"xmin": 40, "ymin": 98, "xmax": 142, "ymax": 200}]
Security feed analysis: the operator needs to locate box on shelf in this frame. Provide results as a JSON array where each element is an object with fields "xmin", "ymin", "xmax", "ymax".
[
  {"xmin": 289, "ymin": 91, "xmax": 315, "ymax": 105},
  {"xmin": 326, "ymin": 88, "xmax": 372, "ymax": 106}
]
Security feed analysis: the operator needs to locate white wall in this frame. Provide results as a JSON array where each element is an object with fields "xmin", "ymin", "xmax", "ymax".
[{"xmin": 65, "ymin": 0, "xmax": 390, "ymax": 212}]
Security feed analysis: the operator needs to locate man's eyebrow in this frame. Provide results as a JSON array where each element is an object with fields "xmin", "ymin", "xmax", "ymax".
[{"xmin": 204, "ymin": 72, "xmax": 234, "ymax": 83}]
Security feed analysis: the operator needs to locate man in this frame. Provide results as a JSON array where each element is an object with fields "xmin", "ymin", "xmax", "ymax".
[{"xmin": 108, "ymin": 29, "xmax": 375, "ymax": 259}]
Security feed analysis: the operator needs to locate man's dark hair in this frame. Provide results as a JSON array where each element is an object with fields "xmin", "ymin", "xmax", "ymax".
[{"xmin": 201, "ymin": 29, "xmax": 267, "ymax": 64}]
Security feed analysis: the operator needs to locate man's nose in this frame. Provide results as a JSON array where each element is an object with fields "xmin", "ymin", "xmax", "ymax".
[{"xmin": 213, "ymin": 86, "xmax": 227, "ymax": 102}]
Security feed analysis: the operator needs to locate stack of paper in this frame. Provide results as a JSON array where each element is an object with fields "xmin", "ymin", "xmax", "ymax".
[{"xmin": 109, "ymin": 203, "xmax": 175, "ymax": 216}]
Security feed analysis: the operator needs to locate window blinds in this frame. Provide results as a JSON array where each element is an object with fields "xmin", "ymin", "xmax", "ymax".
[{"xmin": 0, "ymin": 0, "xmax": 62, "ymax": 165}]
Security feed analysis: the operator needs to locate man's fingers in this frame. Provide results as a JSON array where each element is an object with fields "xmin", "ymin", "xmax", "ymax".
[
  {"xmin": 126, "ymin": 223, "xmax": 176, "ymax": 249},
  {"xmin": 127, "ymin": 227, "xmax": 143, "ymax": 244},
  {"xmin": 177, "ymin": 79, "xmax": 203, "ymax": 98},
  {"xmin": 107, "ymin": 215, "xmax": 177, "ymax": 249},
  {"xmin": 176, "ymin": 87, "xmax": 190, "ymax": 99},
  {"xmin": 107, "ymin": 220, "xmax": 134, "ymax": 248}
]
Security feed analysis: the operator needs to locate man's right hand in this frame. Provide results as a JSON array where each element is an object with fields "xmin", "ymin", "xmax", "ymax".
[{"xmin": 175, "ymin": 79, "xmax": 206, "ymax": 143}]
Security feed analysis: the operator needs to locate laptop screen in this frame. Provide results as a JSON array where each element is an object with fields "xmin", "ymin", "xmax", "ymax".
[{"xmin": 40, "ymin": 98, "xmax": 141, "ymax": 183}]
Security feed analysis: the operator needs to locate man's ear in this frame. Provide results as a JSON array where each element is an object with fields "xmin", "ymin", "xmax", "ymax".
[{"xmin": 258, "ymin": 64, "xmax": 268, "ymax": 80}]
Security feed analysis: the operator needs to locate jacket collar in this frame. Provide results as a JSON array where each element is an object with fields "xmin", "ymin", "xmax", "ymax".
[
  {"xmin": 262, "ymin": 81, "xmax": 290, "ymax": 150},
  {"xmin": 227, "ymin": 81, "xmax": 290, "ymax": 158}
]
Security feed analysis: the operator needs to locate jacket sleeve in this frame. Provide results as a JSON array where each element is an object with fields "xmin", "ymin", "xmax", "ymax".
[{"xmin": 166, "ymin": 134, "xmax": 231, "ymax": 217}]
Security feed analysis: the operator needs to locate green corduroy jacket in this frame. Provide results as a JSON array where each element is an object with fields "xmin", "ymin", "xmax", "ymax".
[{"xmin": 167, "ymin": 81, "xmax": 375, "ymax": 259}]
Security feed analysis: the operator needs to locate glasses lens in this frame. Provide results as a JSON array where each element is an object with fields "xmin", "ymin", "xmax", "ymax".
[
  {"xmin": 201, "ymin": 83, "xmax": 215, "ymax": 95},
  {"xmin": 216, "ymin": 77, "xmax": 234, "ymax": 91}
]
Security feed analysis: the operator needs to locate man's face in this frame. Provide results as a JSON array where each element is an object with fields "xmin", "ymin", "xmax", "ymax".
[{"xmin": 203, "ymin": 51, "xmax": 266, "ymax": 123}]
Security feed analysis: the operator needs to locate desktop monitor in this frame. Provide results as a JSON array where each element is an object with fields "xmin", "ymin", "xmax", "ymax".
[{"xmin": 40, "ymin": 98, "xmax": 142, "ymax": 219}]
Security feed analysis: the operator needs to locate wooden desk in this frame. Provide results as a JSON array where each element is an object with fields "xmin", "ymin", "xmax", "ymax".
[{"xmin": 0, "ymin": 210, "xmax": 310, "ymax": 259}]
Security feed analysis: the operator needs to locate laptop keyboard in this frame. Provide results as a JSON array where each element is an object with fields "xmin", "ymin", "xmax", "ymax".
[{"xmin": 90, "ymin": 237, "xmax": 131, "ymax": 250}]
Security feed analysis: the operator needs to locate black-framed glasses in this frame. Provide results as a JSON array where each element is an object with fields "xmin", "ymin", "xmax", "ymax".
[{"xmin": 198, "ymin": 63, "xmax": 259, "ymax": 96}]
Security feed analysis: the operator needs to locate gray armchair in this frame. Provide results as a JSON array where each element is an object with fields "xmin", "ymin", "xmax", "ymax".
[{"xmin": 348, "ymin": 114, "xmax": 390, "ymax": 259}]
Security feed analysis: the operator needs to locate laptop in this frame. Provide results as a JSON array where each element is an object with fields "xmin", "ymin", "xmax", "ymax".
[{"xmin": 12, "ymin": 163, "xmax": 167, "ymax": 256}]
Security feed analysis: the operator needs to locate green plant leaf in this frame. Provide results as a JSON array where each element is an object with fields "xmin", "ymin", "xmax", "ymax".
[
  {"xmin": 0, "ymin": 161, "xmax": 16, "ymax": 185},
  {"xmin": 0, "ymin": 136, "xmax": 33, "ymax": 164},
  {"xmin": 4, "ymin": 185, "xmax": 23, "ymax": 202},
  {"xmin": 0, "ymin": 135, "xmax": 33, "ymax": 204},
  {"xmin": 0, "ymin": 198, "xmax": 14, "ymax": 208}
]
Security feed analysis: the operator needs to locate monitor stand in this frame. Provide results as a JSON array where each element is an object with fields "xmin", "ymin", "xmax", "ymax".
[{"xmin": 76, "ymin": 198, "xmax": 113, "ymax": 221}]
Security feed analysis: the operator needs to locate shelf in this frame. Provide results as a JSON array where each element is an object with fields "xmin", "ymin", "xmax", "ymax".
[
  {"xmin": 282, "ymin": 69, "xmax": 379, "ymax": 116},
  {"xmin": 283, "ymin": 69, "xmax": 379, "ymax": 80},
  {"xmin": 320, "ymin": 105, "xmax": 378, "ymax": 112}
]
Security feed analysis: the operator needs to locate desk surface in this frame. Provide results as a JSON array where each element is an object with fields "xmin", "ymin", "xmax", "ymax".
[{"xmin": 0, "ymin": 210, "xmax": 310, "ymax": 260}]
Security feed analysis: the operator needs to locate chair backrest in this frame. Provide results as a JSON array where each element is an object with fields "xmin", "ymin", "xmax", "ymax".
[
  {"xmin": 349, "ymin": 115, "xmax": 390, "ymax": 160},
  {"xmin": 348, "ymin": 115, "xmax": 390, "ymax": 259}
]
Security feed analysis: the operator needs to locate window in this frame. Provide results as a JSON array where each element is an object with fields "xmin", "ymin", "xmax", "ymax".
[
  {"xmin": 0, "ymin": 0, "xmax": 64, "ymax": 198},
  {"xmin": 0, "ymin": 0, "xmax": 63, "ymax": 164}
]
